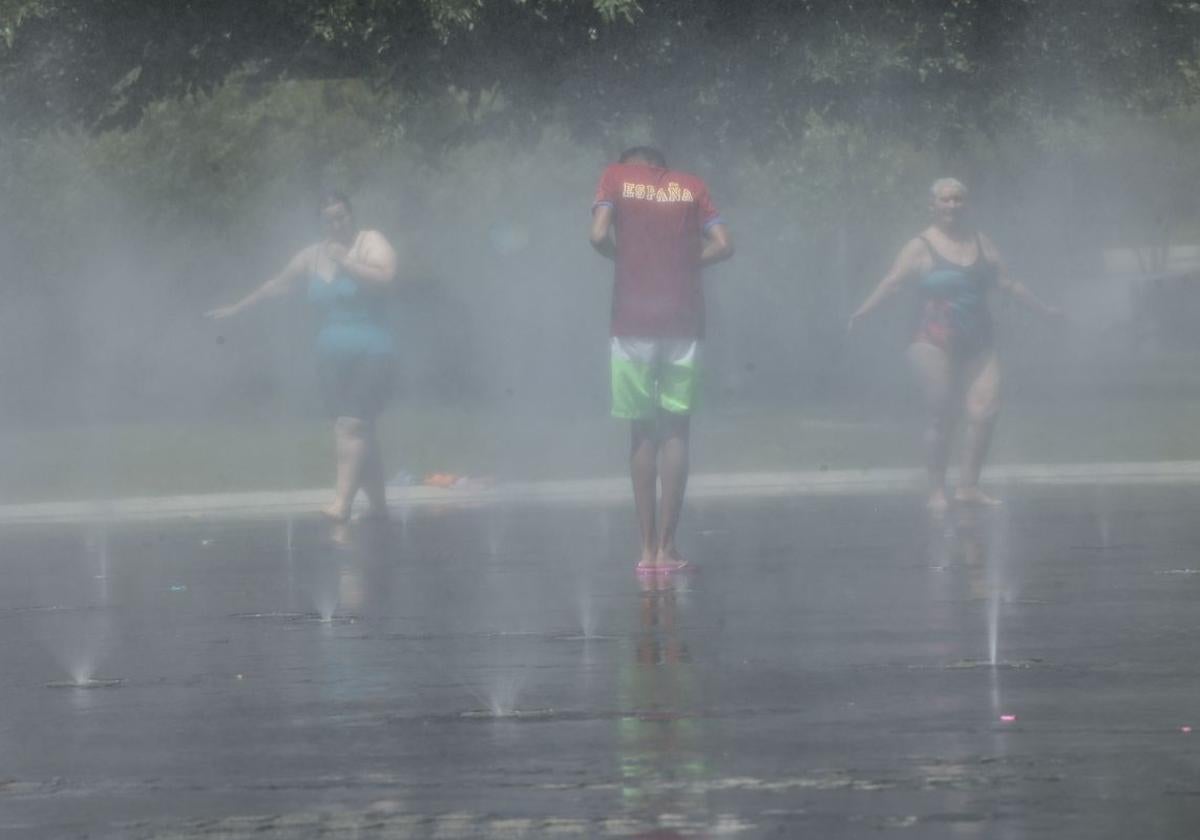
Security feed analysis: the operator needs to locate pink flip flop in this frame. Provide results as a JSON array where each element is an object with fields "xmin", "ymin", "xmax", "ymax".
[{"xmin": 635, "ymin": 560, "xmax": 690, "ymax": 575}]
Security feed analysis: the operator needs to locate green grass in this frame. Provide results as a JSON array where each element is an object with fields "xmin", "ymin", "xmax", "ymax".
[{"xmin": 5, "ymin": 394, "xmax": 1200, "ymax": 504}]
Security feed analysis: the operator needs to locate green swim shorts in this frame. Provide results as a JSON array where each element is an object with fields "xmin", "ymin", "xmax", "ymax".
[{"xmin": 610, "ymin": 336, "xmax": 701, "ymax": 420}]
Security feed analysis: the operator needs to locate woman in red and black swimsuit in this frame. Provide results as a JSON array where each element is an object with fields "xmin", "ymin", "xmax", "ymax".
[{"xmin": 849, "ymin": 179, "xmax": 1061, "ymax": 513}]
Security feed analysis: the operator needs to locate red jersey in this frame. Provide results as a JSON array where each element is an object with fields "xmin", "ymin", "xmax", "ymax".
[{"xmin": 593, "ymin": 162, "xmax": 722, "ymax": 338}]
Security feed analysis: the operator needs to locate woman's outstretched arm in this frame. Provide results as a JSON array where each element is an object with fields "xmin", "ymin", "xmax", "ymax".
[
  {"xmin": 981, "ymin": 234, "xmax": 1062, "ymax": 318},
  {"xmin": 848, "ymin": 237, "xmax": 925, "ymax": 333},
  {"xmin": 206, "ymin": 248, "xmax": 311, "ymax": 319}
]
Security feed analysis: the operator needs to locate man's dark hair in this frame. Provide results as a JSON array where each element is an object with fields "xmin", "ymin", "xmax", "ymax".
[
  {"xmin": 317, "ymin": 189, "xmax": 353, "ymax": 216},
  {"xmin": 619, "ymin": 146, "xmax": 667, "ymax": 168}
]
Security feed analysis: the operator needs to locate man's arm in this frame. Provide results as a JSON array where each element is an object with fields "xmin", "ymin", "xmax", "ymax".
[
  {"xmin": 589, "ymin": 204, "xmax": 616, "ymax": 260},
  {"xmin": 700, "ymin": 223, "xmax": 733, "ymax": 266}
]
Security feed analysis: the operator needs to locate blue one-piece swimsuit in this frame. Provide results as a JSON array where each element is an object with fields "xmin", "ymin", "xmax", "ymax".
[
  {"xmin": 308, "ymin": 262, "xmax": 396, "ymax": 418},
  {"xmin": 913, "ymin": 233, "xmax": 998, "ymax": 359}
]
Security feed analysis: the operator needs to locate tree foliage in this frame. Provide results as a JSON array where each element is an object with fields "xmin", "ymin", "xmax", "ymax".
[
  {"xmin": 0, "ymin": 0, "xmax": 639, "ymax": 130},
  {"xmin": 2, "ymin": 0, "xmax": 1197, "ymax": 140}
]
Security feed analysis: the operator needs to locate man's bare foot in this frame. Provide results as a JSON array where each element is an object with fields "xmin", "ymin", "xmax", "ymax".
[
  {"xmin": 636, "ymin": 547, "xmax": 659, "ymax": 573},
  {"xmin": 955, "ymin": 487, "xmax": 1002, "ymax": 507},
  {"xmin": 926, "ymin": 489, "xmax": 950, "ymax": 515},
  {"xmin": 654, "ymin": 546, "xmax": 689, "ymax": 571},
  {"xmin": 320, "ymin": 503, "xmax": 350, "ymax": 523}
]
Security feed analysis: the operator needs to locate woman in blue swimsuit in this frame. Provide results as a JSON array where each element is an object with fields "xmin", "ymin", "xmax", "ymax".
[
  {"xmin": 208, "ymin": 192, "xmax": 399, "ymax": 521},
  {"xmin": 849, "ymin": 178, "xmax": 1061, "ymax": 513}
]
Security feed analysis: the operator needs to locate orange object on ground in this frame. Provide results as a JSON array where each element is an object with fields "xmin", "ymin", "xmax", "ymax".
[{"xmin": 423, "ymin": 473, "xmax": 460, "ymax": 488}]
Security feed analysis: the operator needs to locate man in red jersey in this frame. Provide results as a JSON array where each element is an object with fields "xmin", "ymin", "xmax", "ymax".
[{"xmin": 589, "ymin": 147, "xmax": 733, "ymax": 573}]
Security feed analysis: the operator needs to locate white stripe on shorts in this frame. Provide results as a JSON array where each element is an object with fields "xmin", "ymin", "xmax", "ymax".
[{"xmin": 611, "ymin": 336, "xmax": 699, "ymax": 366}]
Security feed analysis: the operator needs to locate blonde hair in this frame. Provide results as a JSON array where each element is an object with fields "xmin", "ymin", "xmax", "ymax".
[{"xmin": 930, "ymin": 177, "xmax": 967, "ymax": 200}]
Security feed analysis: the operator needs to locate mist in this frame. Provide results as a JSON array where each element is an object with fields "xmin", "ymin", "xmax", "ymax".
[
  {"xmin": 7, "ymin": 5, "xmax": 1200, "ymax": 837},
  {"xmin": 0, "ymin": 3, "xmax": 1197, "ymax": 502}
]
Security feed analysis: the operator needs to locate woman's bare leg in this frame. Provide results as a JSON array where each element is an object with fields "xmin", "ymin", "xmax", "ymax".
[
  {"xmin": 324, "ymin": 416, "xmax": 366, "ymax": 520},
  {"xmin": 907, "ymin": 342, "xmax": 957, "ymax": 513},
  {"xmin": 359, "ymin": 419, "xmax": 388, "ymax": 518},
  {"xmin": 957, "ymin": 352, "xmax": 1001, "ymax": 505}
]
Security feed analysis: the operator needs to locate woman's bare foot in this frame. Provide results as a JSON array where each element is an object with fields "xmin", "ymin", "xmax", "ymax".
[
  {"xmin": 320, "ymin": 503, "xmax": 350, "ymax": 523},
  {"xmin": 955, "ymin": 487, "xmax": 1002, "ymax": 507},
  {"xmin": 926, "ymin": 489, "xmax": 950, "ymax": 515},
  {"xmin": 330, "ymin": 522, "xmax": 353, "ymax": 547}
]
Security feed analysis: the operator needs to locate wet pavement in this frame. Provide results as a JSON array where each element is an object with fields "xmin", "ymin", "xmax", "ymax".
[{"xmin": 3, "ymin": 486, "xmax": 1200, "ymax": 837}]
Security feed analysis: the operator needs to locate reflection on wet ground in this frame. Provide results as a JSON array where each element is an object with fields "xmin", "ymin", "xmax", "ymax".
[{"xmin": 4, "ymin": 486, "xmax": 1200, "ymax": 837}]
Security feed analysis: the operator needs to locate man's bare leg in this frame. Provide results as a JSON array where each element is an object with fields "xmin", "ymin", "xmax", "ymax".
[
  {"xmin": 907, "ymin": 343, "xmax": 956, "ymax": 514},
  {"xmin": 631, "ymin": 419, "xmax": 659, "ymax": 568},
  {"xmin": 656, "ymin": 412, "xmax": 690, "ymax": 567},
  {"xmin": 957, "ymin": 352, "xmax": 1002, "ymax": 506}
]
